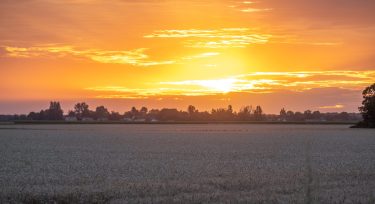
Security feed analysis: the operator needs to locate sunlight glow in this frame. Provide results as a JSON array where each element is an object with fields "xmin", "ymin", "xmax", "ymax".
[{"xmin": 85, "ymin": 71, "xmax": 375, "ymax": 99}]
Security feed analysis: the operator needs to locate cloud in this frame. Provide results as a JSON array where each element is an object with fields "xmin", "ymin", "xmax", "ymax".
[
  {"xmin": 2, "ymin": 45, "xmax": 221, "ymax": 66},
  {"xmin": 2, "ymin": 45, "xmax": 175, "ymax": 66},
  {"xmin": 85, "ymin": 86, "xmax": 215, "ymax": 98},
  {"xmin": 318, "ymin": 104, "xmax": 344, "ymax": 109},
  {"xmin": 228, "ymin": 1, "xmax": 273, "ymax": 13},
  {"xmin": 240, "ymin": 8, "xmax": 272, "ymax": 13},
  {"xmin": 237, "ymin": 71, "xmax": 375, "ymax": 91},
  {"xmin": 86, "ymin": 70, "xmax": 375, "ymax": 98},
  {"xmin": 181, "ymin": 52, "xmax": 220, "ymax": 60},
  {"xmin": 145, "ymin": 28, "xmax": 271, "ymax": 48}
]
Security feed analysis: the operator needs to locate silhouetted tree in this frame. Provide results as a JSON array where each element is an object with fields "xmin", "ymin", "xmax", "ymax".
[
  {"xmin": 253, "ymin": 105, "xmax": 264, "ymax": 121},
  {"xmin": 15, "ymin": 100, "xmax": 366, "ymax": 123},
  {"xmin": 13, "ymin": 114, "xmax": 27, "ymax": 120},
  {"xmin": 109, "ymin": 111, "xmax": 122, "ymax": 121},
  {"xmin": 187, "ymin": 105, "xmax": 197, "ymax": 115},
  {"xmin": 27, "ymin": 112, "xmax": 40, "ymax": 120},
  {"xmin": 238, "ymin": 106, "xmax": 252, "ymax": 121},
  {"xmin": 280, "ymin": 108, "xmax": 287, "ymax": 121},
  {"xmin": 139, "ymin": 107, "xmax": 148, "ymax": 118},
  {"xmin": 211, "ymin": 106, "xmax": 234, "ymax": 121},
  {"xmin": 157, "ymin": 109, "xmax": 185, "ymax": 121},
  {"xmin": 294, "ymin": 111, "xmax": 304, "ymax": 121},
  {"xmin": 67, "ymin": 111, "xmax": 75, "ymax": 117},
  {"xmin": 358, "ymin": 83, "xmax": 375, "ymax": 128},
  {"xmin": 130, "ymin": 107, "xmax": 138, "ymax": 118},
  {"xmin": 74, "ymin": 102, "xmax": 90, "ymax": 119},
  {"xmin": 338, "ymin": 112, "xmax": 349, "ymax": 121},
  {"xmin": 196, "ymin": 111, "xmax": 211, "ymax": 121},
  {"xmin": 286, "ymin": 110, "xmax": 294, "ymax": 121},
  {"xmin": 227, "ymin": 105, "xmax": 233, "ymax": 114},
  {"xmin": 312, "ymin": 111, "xmax": 321, "ymax": 119},
  {"xmin": 140, "ymin": 106, "xmax": 148, "ymax": 114},
  {"xmin": 187, "ymin": 105, "xmax": 198, "ymax": 120},
  {"xmin": 304, "ymin": 110, "xmax": 312, "ymax": 120},
  {"xmin": 39, "ymin": 110, "xmax": 47, "ymax": 120},
  {"xmin": 46, "ymin": 101, "xmax": 64, "ymax": 120},
  {"xmin": 95, "ymin": 106, "xmax": 109, "ymax": 119},
  {"xmin": 148, "ymin": 109, "xmax": 160, "ymax": 120}
]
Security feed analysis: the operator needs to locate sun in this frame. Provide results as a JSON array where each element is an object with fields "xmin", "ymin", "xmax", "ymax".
[{"xmin": 198, "ymin": 78, "xmax": 238, "ymax": 93}]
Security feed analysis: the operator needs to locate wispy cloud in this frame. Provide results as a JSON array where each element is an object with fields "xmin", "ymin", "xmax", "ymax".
[
  {"xmin": 237, "ymin": 71, "xmax": 375, "ymax": 91},
  {"xmin": 2, "ymin": 45, "xmax": 221, "ymax": 66},
  {"xmin": 2, "ymin": 45, "xmax": 175, "ymax": 66},
  {"xmin": 85, "ymin": 86, "xmax": 220, "ymax": 98},
  {"xmin": 240, "ymin": 8, "xmax": 272, "ymax": 13},
  {"xmin": 318, "ymin": 104, "xmax": 344, "ymax": 109},
  {"xmin": 271, "ymin": 35, "xmax": 342, "ymax": 46},
  {"xmin": 86, "ymin": 70, "xmax": 375, "ymax": 98},
  {"xmin": 145, "ymin": 28, "xmax": 271, "ymax": 48},
  {"xmin": 228, "ymin": 1, "xmax": 273, "ymax": 13},
  {"xmin": 182, "ymin": 52, "xmax": 220, "ymax": 60}
]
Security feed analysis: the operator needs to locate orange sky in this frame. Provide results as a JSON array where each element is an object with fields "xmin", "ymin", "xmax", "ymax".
[{"xmin": 1, "ymin": 0, "xmax": 375, "ymax": 114}]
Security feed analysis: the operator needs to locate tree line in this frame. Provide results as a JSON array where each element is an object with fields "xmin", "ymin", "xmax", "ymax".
[
  {"xmin": 0, "ymin": 102, "xmax": 361, "ymax": 122},
  {"xmin": 1, "ymin": 83, "xmax": 374, "ymax": 125}
]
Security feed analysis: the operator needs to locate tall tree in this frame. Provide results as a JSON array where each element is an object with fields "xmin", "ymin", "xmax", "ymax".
[
  {"xmin": 140, "ymin": 107, "xmax": 148, "ymax": 118},
  {"xmin": 187, "ymin": 105, "xmax": 197, "ymax": 115},
  {"xmin": 130, "ymin": 107, "xmax": 138, "ymax": 118},
  {"xmin": 27, "ymin": 112, "xmax": 40, "ymax": 120},
  {"xmin": 109, "ymin": 111, "xmax": 122, "ymax": 121},
  {"xmin": 280, "ymin": 108, "xmax": 287, "ymax": 120},
  {"xmin": 74, "ymin": 102, "xmax": 90, "ymax": 119},
  {"xmin": 238, "ymin": 106, "xmax": 252, "ymax": 121},
  {"xmin": 46, "ymin": 101, "xmax": 64, "ymax": 120},
  {"xmin": 253, "ymin": 106, "xmax": 264, "ymax": 121},
  {"xmin": 358, "ymin": 83, "xmax": 375, "ymax": 128},
  {"xmin": 286, "ymin": 110, "xmax": 294, "ymax": 121},
  {"xmin": 304, "ymin": 110, "xmax": 312, "ymax": 119},
  {"xmin": 95, "ymin": 106, "xmax": 109, "ymax": 119},
  {"xmin": 227, "ymin": 105, "xmax": 233, "ymax": 114},
  {"xmin": 312, "ymin": 111, "xmax": 321, "ymax": 119},
  {"xmin": 67, "ymin": 111, "xmax": 76, "ymax": 117}
]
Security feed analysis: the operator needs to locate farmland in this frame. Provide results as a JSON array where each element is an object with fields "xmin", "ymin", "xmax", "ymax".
[{"xmin": 0, "ymin": 124, "xmax": 374, "ymax": 203}]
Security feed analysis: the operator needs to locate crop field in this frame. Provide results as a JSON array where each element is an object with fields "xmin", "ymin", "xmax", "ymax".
[{"xmin": 0, "ymin": 124, "xmax": 374, "ymax": 203}]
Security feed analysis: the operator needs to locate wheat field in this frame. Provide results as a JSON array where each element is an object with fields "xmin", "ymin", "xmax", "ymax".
[{"xmin": 0, "ymin": 124, "xmax": 374, "ymax": 203}]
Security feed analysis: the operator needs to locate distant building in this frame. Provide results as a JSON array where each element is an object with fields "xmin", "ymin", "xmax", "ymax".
[
  {"xmin": 134, "ymin": 118, "xmax": 146, "ymax": 122},
  {"xmin": 305, "ymin": 118, "xmax": 327, "ymax": 122},
  {"xmin": 278, "ymin": 118, "xmax": 287, "ymax": 122},
  {"xmin": 82, "ymin": 117, "xmax": 94, "ymax": 122},
  {"xmin": 65, "ymin": 116, "xmax": 77, "ymax": 121},
  {"xmin": 97, "ymin": 117, "xmax": 108, "ymax": 122},
  {"xmin": 123, "ymin": 117, "xmax": 133, "ymax": 122}
]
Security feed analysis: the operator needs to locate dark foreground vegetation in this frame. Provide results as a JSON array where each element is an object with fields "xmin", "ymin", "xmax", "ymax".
[
  {"xmin": 0, "ymin": 102, "xmax": 360, "ymax": 124},
  {"xmin": 353, "ymin": 83, "xmax": 375, "ymax": 128}
]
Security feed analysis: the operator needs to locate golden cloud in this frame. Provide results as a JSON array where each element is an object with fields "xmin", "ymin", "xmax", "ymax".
[
  {"xmin": 86, "ymin": 71, "xmax": 375, "ymax": 98},
  {"xmin": 318, "ymin": 104, "xmax": 345, "ymax": 109},
  {"xmin": 3, "ymin": 45, "xmax": 220, "ymax": 66},
  {"xmin": 228, "ymin": 1, "xmax": 273, "ymax": 13},
  {"xmin": 240, "ymin": 8, "xmax": 272, "ymax": 13},
  {"xmin": 3, "ymin": 45, "xmax": 175, "ymax": 66},
  {"xmin": 144, "ymin": 28, "xmax": 271, "ymax": 48}
]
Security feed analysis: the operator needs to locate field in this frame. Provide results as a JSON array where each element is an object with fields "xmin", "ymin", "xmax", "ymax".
[{"xmin": 0, "ymin": 124, "xmax": 374, "ymax": 203}]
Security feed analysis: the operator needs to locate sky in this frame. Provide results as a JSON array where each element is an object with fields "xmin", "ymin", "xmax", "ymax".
[{"xmin": 1, "ymin": 0, "xmax": 375, "ymax": 114}]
